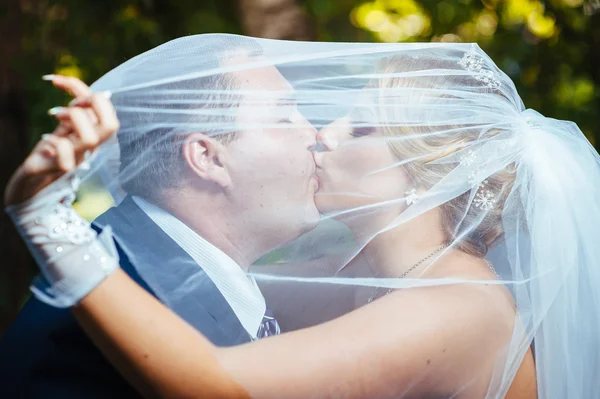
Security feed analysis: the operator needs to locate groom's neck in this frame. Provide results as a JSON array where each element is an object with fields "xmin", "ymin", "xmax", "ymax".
[{"xmin": 156, "ymin": 191, "xmax": 265, "ymax": 271}]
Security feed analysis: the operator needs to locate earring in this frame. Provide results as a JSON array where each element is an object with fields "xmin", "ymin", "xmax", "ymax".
[
  {"xmin": 405, "ymin": 188, "xmax": 420, "ymax": 206},
  {"xmin": 473, "ymin": 180, "xmax": 496, "ymax": 211}
]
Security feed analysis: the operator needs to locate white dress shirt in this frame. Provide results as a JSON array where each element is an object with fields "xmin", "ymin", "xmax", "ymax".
[{"xmin": 132, "ymin": 196, "xmax": 266, "ymax": 339}]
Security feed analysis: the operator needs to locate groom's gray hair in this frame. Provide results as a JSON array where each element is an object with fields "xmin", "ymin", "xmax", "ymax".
[{"xmin": 116, "ymin": 38, "xmax": 263, "ymax": 202}]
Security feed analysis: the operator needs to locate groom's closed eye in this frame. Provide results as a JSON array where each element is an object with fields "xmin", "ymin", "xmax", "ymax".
[
  {"xmin": 278, "ymin": 110, "xmax": 296, "ymax": 124},
  {"xmin": 270, "ymin": 100, "xmax": 299, "ymax": 123}
]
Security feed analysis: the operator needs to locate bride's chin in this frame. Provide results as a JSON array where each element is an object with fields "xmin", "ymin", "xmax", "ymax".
[
  {"xmin": 315, "ymin": 196, "xmax": 351, "ymax": 220},
  {"xmin": 314, "ymin": 194, "xmax": 335, "ymax": 215}
]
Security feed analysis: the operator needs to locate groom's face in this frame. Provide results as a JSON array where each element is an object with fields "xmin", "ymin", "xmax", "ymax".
[{"xmin": 223, "ymin": 61, "xmax": 320, "ymax": 247}]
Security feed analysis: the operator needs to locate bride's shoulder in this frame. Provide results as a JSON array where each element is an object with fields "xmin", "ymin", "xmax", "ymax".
[
  {"xmin": 317, "ymin": 249, "xmax": 519, "ymax": 397},
  {"xmin": 424, "ymin": 249, "xmax": 497, "ymax": 279},
  {"xmin": 383, "ymin": 270, "xmax": 513, "ymax": 328},
  {"xmin": 348, "ymin": 265, "xmax": 516, "ymax": 397},
  {"xmin": 413, "ymin": 251, "xmax": 515, "ymax": 319}
]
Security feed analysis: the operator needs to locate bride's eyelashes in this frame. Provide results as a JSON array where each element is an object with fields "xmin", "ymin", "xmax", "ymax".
[{"xmin": 349, "ymin": 125, "xmax": 375, "ymax": 138}]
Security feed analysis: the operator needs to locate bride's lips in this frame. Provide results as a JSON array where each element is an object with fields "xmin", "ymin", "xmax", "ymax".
[
  {"xmin": 314, "ymin": 169, "xmax": 327, "ymax": 191},
  {"xmin": 312, "ymin": 150, "xmax": 324, "ymax": 169},
  {"xmin": 309, "ymin": 174, "xmax": 320, "ymax": 191}
]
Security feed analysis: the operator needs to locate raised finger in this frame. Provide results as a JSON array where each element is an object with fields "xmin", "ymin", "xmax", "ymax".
[
  {"xmin": 49, "ymin": 107, "xmax": 73, "ymax": 137},
  {"xmin": 44, "ymin": 75, "xmax": 91, "ymax": 98},
  {"xmin": 42, "ymin": 134, "xmax": 76, "ymax": 172},
  {"xmin": 52, "ymin": 122, "xmax": 73, "ymax": 138},
  {"xmin": 71, "ymin": 92, "xmax": 119, "ymax": 142},
  {"xmin": 21, "ymin": 139, "xmax": 59, "ymax": 176},
  {"xmin": 67, "ymin": 107, "xmax": 100, "ymax": 151},
  {"xmin": 38, "ymin": 135, "xmax": 57, "ymax": 158}
]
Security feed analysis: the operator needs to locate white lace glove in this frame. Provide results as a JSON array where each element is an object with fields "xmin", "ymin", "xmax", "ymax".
[{"xmin": 5, "ymin": 169, "xmax": 119, "ymax": 308}]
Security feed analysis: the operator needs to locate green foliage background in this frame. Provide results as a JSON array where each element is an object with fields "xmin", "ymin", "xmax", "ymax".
[{"xmin": 16, "ymin": 0, "xmax": 600, "ymax": 148}]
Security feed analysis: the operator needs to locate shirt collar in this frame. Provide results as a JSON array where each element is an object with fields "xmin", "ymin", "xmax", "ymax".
[{"xmin": 132, "ymin": 196, "xmax": 266, "ymax": 338}]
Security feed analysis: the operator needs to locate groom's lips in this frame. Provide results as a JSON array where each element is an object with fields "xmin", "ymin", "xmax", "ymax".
[
  {"xmin": 313, "ymin": 169, "xmax": 324, "ymax": 190},
  {"xmin": 308, "ymin": 166, "xmax": 320, "ymax": 191},
  {"xmin": 312, "ymin": 149, "xmax": 323, "ymax": 169}
]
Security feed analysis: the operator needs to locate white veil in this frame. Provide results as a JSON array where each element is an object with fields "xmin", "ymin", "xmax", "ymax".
[{"xmin": 70, "ymin": 34, "xmax": 600, "ymax": 397}]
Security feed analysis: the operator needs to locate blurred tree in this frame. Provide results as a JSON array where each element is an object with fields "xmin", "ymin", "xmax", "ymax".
[
  {"xmin": 238, "ymin": 0, "xmax": 316, "ymax": 39},
  {"xmin": 0, "ymin": 0, "xmax": 34, "ymax": 333},
  {"xmin": 346, "ymin": 0, "xmax": 600, "ymax": 145}
]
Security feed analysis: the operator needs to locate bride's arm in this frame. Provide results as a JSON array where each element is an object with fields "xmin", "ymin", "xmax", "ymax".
[
  {"xmin": 74, "ymin": 265, "xmax": 504, "ymax": 399},
  {"xmin": 73, "ymin": 269, "xmax": 250, "ymax": 399}
]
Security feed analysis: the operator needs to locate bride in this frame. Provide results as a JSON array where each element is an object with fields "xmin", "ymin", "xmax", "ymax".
[{"xmin": 5, "ymin": 35, "xmax": 600, "ymax": 398}]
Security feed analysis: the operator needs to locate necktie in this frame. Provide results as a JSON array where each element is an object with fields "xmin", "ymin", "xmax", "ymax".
[{"xmin": 256, "ymin": 307, "xmax": 280, "ymax": 339}]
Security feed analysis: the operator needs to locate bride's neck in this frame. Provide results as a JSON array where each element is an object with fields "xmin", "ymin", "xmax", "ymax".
[{"xmin": 354, "ymin": 208, "xmax": 447, "ymax": 278}]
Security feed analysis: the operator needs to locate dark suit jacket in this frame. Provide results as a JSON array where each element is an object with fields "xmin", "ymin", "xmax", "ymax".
[{"xmin": 0, "ymin": 196, "xmax": 250, "ymax": 398}]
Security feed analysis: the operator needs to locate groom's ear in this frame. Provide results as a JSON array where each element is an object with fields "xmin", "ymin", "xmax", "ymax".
[{"xmin": 181, "ymin": 133, "xmax": 231, "ymax": 187}]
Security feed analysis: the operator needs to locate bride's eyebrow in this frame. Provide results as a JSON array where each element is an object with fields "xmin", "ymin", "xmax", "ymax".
[{"xmin": 278, "ymin": 101, "xmax": 298, "ymax": 108}]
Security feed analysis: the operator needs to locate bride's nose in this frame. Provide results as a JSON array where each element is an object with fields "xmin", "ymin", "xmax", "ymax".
[{"xmin": 315, "ymin": 125, "xmax": 339, "ymax": 152}]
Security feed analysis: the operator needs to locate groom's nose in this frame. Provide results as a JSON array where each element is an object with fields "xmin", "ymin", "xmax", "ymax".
[{"xmin": 302, "ymin": 124, "xmax": 317, "ymax": 150}]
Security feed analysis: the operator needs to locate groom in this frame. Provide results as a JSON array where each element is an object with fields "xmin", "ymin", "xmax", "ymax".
[{"xmin": 0, "ymin": 40, "xmax": 319, "ymax": 398}]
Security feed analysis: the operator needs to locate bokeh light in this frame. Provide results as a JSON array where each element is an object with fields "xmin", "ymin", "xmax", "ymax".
[{"xmin": 351, "ymin": 0, "xmax": 431, "ymax": 42}]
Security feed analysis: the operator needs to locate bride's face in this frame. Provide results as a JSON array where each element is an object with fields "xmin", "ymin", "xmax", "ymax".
[{"xmin": 313, "ymin": 117, "xmax": 412, "ymax": 218}]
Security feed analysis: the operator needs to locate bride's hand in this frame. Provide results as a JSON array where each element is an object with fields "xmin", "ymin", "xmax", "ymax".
[{"xmin": 4, "ymin": 75, "xmax": 118, "ymax": 207}]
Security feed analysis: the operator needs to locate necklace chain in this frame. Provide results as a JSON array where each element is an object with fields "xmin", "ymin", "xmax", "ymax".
[{"xmin": 367, "ymin": 244, "xmax": 448, "ymax": 304}]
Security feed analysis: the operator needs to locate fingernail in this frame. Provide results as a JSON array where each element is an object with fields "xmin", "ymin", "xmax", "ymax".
[
  {"xmin": 41, "ymin": 134, "xmax": 51, "ymax": 141},
  {"xmin": 48, "ymin": 106, "xmax": 65, "ymax": 116},
  {"xmin": 101, "ymin": 90, "xmax": 112, "ymax": 100},
  {"xmin": 42, "ymin": 74, "xmax": 57, "ymax": 81}
]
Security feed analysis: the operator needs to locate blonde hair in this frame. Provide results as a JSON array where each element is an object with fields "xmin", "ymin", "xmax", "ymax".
[{"xmin": 377, "ymin": 54, "xmax": 515, "ymax": 258}]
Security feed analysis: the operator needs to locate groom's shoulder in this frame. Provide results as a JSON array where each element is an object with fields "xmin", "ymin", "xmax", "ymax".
[
  {"xmin": 92, "ymin": 195, "xmax": 139, "ymax": 229},
  {"xmin": 91, "ymin": 197, "xmax": 157, "ymax": 296}
]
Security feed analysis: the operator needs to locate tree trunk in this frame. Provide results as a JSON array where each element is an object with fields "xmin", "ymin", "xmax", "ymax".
[
  {"xmin": 238, "ymin": 0, "xmax": 316, "ymax": 41},
  {"xmin": 0, "ymin": 0, "xmax": 33, "ymax": 334}
]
